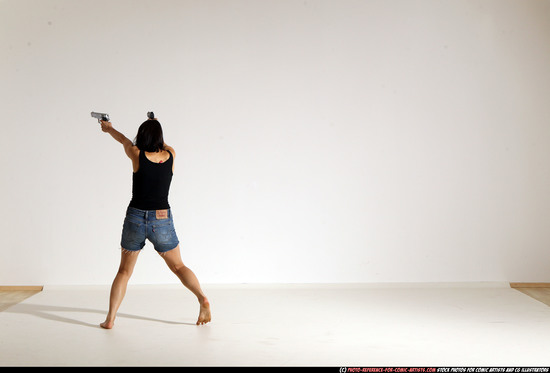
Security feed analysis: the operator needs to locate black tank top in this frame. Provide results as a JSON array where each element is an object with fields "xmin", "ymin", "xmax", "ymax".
[{"xmin": 129, "ymin": 150, "xmax": 173, "ymax": 210}]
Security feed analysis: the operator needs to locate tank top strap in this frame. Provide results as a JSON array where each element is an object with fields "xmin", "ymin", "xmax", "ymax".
[{"xmin": 138, "ymin": 149, "xmax": 148, "ymax": 166}]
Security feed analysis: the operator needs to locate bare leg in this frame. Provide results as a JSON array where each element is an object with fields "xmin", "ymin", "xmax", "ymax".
[
  {"xmin": 160, "ymin": 245, "xmax": 211, "ymax": 325},
  {"xmin": 100, "ymin": 250, "xmax": 140, "ymax": 329}
]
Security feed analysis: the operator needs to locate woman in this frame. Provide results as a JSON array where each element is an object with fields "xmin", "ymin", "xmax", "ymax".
[{"xmin": 99, "ymin": 117, "xmax": 211, "ymax": 329}]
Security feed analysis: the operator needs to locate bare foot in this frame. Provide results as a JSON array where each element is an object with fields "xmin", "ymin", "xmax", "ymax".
[
  {"xmin": 197, "ymin": 298, "xmax": 211, "ymax": 325},
  {"xmin": 100, "ymin": 319, "xmax": 114, "ymax": 329}
]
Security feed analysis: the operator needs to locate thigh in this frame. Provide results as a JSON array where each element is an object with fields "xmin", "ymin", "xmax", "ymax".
[
  {"xmin": 158, "ymin": 245, "xmax": 183, "ymax": 268},
  {"xmin": 118, "ymin": 249, "xmax": 140, "ymax": 274}
]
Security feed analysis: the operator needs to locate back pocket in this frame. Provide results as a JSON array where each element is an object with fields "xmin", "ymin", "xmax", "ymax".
[
  {"xmin": 121, "ymin": 219, "xmax": 145, "ymax": 247},
  {"xmin": 153, "ymin": 223, "xmax": 176, "ymax": 244}
]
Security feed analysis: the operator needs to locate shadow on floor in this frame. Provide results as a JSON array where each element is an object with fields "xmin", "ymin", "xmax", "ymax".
[{"xmin": 5, "ymin": 302, "xmax": 196, "ymax": 328}]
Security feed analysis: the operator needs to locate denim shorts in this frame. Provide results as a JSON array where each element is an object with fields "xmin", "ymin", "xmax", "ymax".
[{"xmin": 121, "ymin": 207, "xmax": 180, "ymax": 253}]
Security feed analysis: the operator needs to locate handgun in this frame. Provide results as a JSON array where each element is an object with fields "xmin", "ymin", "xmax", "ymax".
[{"xmin": 91, "ymin": 112, "xmax": 110, "ymax": 122}]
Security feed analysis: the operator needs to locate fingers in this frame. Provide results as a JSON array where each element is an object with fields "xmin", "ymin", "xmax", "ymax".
[{"xmin": 99, "ymin": 120, "xmax": 112, "ymax": 132}]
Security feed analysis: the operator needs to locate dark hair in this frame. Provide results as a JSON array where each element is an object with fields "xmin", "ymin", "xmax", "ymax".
[{"xmin": 134, "ymin": 119, "xmax": 165, "ymax": 152}]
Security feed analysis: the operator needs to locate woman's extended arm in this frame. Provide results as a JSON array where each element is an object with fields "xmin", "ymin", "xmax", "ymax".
[
  {"xmin": 100, "ymin": 120, "xmax": 138, "ymax": 161},
  {"xmin": 101, "ymin": 120, "xmax": 131, "ymax": 146}
]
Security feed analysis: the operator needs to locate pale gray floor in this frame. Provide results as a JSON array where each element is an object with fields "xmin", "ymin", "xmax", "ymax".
[{"xmin": 1, "ymin": 283, "xmax": 550, "ymax": 366}]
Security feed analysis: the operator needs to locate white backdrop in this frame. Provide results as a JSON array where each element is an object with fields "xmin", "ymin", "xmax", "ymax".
[{"xmin": 1, "ymin": 0, "xmax": 550, "ymax": 285}]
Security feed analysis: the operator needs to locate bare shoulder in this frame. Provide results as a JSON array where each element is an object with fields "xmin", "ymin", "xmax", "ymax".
[
  {"xmin": 124, "ymin": 143, "xmax": 140, "ymax": 160},
  {"xmin": 165, "ymin": 145, "xmax": 176, "ymax": 158}
]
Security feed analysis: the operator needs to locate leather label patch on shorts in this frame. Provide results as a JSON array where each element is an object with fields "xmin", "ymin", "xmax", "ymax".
[{"xmin": 156, "ymin": 209, "xmax": 168, "ymax": 219}]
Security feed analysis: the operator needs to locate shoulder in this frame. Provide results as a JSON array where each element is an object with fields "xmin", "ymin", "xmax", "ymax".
[
  {"xmin": 125, "ymin": 144, "xmax": 140, "ymax": 160},
  {"xmin": 165, "ymin": 145, "xmax": 176, "ymax": 158},
  {"xmin": 131, "ymin": 145, "xmax": 140, "ymax": 153}
]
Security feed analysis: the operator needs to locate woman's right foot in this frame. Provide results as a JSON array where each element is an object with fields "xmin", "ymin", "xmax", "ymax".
[
  {"xmin": 100, "ymin": 318, "xmax": 115, "ymax": 329},
  {"xmin": 197, "ymin": 298, "xmax": 211, "ymax": 325}
]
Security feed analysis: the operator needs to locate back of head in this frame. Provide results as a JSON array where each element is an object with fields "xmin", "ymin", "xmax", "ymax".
[{"xmin": 134, "ymin": 120, "xmax": 165, "ymax": 152}]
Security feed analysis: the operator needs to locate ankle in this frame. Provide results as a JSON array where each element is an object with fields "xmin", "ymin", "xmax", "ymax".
[
  {"xmin": 199, "ymin": 296, "xmax": 209, "ymax": 305},
  {"xmin": 105, "ymin": 313, "xmax": 116, "ymax": 322}
]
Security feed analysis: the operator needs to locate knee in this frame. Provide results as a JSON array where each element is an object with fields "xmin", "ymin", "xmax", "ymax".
[
  {"xmin": 168, "ymin": 261, "xmax": 185, "ymax": 274},
  {"xmin": 117, "ymin": 267, "xmax": 134, "ymax": 278}
]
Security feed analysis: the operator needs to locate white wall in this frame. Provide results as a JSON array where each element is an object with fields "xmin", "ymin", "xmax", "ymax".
[{"xmin": 1, "ymin": 0, "xmax": 550, "ymax": 286}]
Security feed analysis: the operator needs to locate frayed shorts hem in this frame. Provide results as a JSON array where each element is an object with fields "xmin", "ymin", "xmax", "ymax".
[{"xmin": 120, "ymin": 245, "xmax": 178, "ymax": 255}]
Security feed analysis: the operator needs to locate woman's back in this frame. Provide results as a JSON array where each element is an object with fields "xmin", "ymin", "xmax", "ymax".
[
  {"xmin": 143, "ymin": 150, "xmax": 171, "ymax": 164},
  {"xmin": 129, "ymin": 149, "xmax": 174, "ymax": 211}
]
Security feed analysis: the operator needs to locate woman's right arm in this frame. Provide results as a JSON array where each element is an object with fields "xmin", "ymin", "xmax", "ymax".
[{"xmin": 101, "ymin": 120, "xmax": 139, "ymax": 161}]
